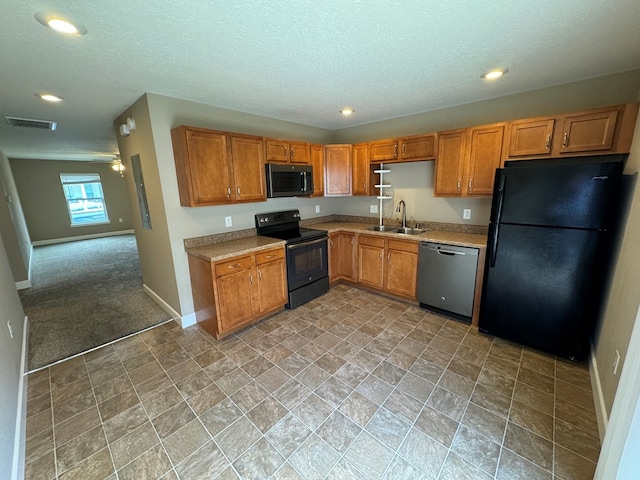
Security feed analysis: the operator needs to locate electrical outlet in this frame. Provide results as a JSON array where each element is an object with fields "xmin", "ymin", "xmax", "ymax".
[
  {"xmin": 315, "ymin": 205, "xmax": 320, "ymax": 213},
  {"xmin": 613, "ymin": 349, "xmax": 621, "ymax": 375},
  {"xmin": 370, "ymin": 205, "xmax": 378, "ymax": 214},
  {"xmin": 225, "ymin": 216, "xmax": 232, "ymax": 227},
  {"xmin": 463, "ymin": 209, "xmax": 471, "ymax": 220},
  {"xmin": 118, "ymin": 217, "xmax": 123, "ymax": 223},
  {"xmin": 7, "ymin": 321, "xmax": 13, "ymax": 339}
]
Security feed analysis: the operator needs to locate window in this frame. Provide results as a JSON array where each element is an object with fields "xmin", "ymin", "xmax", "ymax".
[{"xmin": 60, "ymin": 174, "xmax": 110, "ymax": 226}]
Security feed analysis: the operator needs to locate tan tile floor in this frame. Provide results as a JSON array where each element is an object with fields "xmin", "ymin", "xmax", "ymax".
[{"xmin": 24, "ymin": 285, "xmax": 601, "ymax": 479}]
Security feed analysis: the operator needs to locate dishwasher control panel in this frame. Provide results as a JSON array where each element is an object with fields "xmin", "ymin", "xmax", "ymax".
[{"xmin": 417, "ymin": 242, "xmax": 479, "ymax": 321}]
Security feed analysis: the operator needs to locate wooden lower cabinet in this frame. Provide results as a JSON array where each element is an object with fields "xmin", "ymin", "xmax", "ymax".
[
  {"xmin": 357, "ymin": 234, "xmax": 418, "ymax": 300},
  {"xmin": 329, "ymin": 232, "xmax": 356, "ymax": 283},
  {"xmin": 188, "ymin": 247, "xmax": 287, "ymax": 339}
]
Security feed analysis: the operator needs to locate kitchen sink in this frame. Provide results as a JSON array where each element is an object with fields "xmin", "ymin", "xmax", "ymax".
[
  {"xmin": 393, "ymin": 227, "xmax": 424, "ymax": 235},
  {"xmin": 368, "ymin": 225, "xmax": 400, "ymax": 232}
]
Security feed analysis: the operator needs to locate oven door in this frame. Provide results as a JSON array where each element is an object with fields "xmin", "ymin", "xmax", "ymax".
[{"xmin": 286, "ymin": 236, "xmax": 328, "ymax": 290}]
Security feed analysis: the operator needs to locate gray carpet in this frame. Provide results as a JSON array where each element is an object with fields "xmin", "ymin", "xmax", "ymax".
[{"xmin": 21, "ymin": 234, "xmax": 173, "ymax": 371}]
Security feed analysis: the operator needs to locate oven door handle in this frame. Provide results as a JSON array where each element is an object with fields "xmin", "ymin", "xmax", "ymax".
[{"xmin": 287, "ymin": 237, "xmax": 327, "ymax": 250}]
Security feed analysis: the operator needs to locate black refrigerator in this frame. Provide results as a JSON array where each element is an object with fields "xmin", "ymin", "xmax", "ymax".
[{"xmin": 479, "ymin": 156, "xmax": 626, "ymax": 361}]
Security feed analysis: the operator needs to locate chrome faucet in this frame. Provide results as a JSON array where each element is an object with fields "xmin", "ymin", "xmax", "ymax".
[{"xmin": 396, "ymin": 200, "xmax": 407, "ymax": 228}]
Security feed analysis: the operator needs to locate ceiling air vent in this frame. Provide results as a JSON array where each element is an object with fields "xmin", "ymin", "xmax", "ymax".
[{"xmin": 5, "ymin": 116, "xmax": 57, "ymax": 130}]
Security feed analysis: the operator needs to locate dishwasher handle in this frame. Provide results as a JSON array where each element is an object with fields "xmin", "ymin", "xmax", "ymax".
[
  {"xmin": 437, "ymin": 249, "xmax": 465, "ymax": 256},
  {"xmin": 422, "ymin": 244, "xmax": 467, "ymax": 256}
]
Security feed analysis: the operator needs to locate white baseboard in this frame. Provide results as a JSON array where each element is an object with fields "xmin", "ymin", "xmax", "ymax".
[
  {"xmin": 14, "ymin": 280, "xmax": 31, "ymax": 290},
  {"xmin": 590, "ymin": 346, "xmax": 609, "ymax": 442},
  {"xmin": 179, "ymin": 313, "xmax": 197, "ymax": 329},
  {"xmin": 12, "ymin": 316, "xmax": 28, "ymax": 480},
  {"xmin": 32, "ymin": 229, "xmax": 135, "ymax": 246},
  {"xmin": 142, "ymin": 284, "xmax": 180, "ymax": 320}
]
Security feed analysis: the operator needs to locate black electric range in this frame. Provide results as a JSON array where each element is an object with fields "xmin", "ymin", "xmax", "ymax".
[{"xmin": 255, "ymin": 210, "xmax": 329, "ymax": 308}]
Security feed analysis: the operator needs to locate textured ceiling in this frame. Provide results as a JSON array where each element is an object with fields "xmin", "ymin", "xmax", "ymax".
[{"xmin": 1, "ymin": 0, "xmax": 640, "ymax": 160}]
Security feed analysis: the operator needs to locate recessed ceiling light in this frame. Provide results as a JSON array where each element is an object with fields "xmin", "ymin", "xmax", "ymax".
[
  {"xmin": 35, "ymin": 12, "xmax": 87, "ymax": 36},
  {"xmin": 36, "ymin": 93, "xmax": 64, "ymax": 103},
  {"xmin": 481, "ymin": 68, "xmax": 508, "ymax": 80},
  {"xmin": 340, "ymin": 108, "xmax": 354, "ymax": 116}
]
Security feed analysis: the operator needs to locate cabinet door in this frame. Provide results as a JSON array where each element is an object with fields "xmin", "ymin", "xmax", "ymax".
[
  {"xmin": 289, "ymin": 142, "xmax": 310, "ymax": 164},
  {"xmin": 385, "ymin": 243, "xmax": 418, "ymax": 299},
  {"xmin": 230, "ymin": 134, "xmax": 267, "ymax": 202},
  {"xmin": 339, "ymin": 233, "xmax": 356, "ymax": 281},
  {"xmin": 400, "ymin": 134, "xmax": 436, "ymax": 161},
  {"xmin": 357, "ymin": 236, "xmax": 384, "ymax": 288},
  {"xmin": 257, "ymin": 259, "xmax": 287, "ymax": 313},
  {"xmin": 559, "ymin": 109, "xmax": 618, "ymax": 154},
  {"xmin": 329, "ymin": 233, "xmax": 341, "ymax": 282},
  {"xmin": 216, "ymin": 269, "xmax": 257, "ymax": 332},
  {"xmin": 172, "ymin": 127, "xmax": 233, "ymax": 206},
  {"xmin": 324, "ymin": 145, "xmax": 352, "ymax": 196},
  {"xmin": 507, "ymin": 118, "xmax": 555, "ymax": 157},
  {"xmin": 264, "ymin": 139, "xmax": 289, "ymax": 163},
  {"xmin": 309, "ymin": 144, "xmax": 324, "ymax": 196},
  {"xmin": 370, "ymin": 139, "xmax": 398, "ymax": 162},
  {"xmin": 352, "ymin": 143, "xmax": 370, "ymax": 196},
  {"xmin": 466, "ymin": 123, "xmax": 505, "ymax": 196},
  {"xmin": 434, "ymin": 130, "xmax": 466, "ymax": 196}
]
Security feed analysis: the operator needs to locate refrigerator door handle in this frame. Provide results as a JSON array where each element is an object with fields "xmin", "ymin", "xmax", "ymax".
[
  {"xmin": 494, "ymin": 173, "xmax": 506, "ymax": 224},
  {"xmin": 489, "ymin": 223, "xmax": 499, "ymax": 267}
]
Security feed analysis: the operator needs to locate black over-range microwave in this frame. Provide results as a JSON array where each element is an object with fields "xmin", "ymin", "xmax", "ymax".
[{"xmin": 265, "ymin": 163, "xmax": 314, "ymax": 197}]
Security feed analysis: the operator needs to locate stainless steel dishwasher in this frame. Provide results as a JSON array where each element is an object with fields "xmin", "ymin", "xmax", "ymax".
[{"xmin": 417, "ymin": 242, "xmax": 479, "ymax": 321}]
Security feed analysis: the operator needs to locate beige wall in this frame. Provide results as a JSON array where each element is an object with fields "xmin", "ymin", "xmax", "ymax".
[
  {"xmin": 0, "ymin": 151, "xmax": 31, "ymax": 284},
  {"xmin": 595, "ymin": 84, "xmax": 640, "ymax": 417},
  {"xmin": 0, "ymin": 233, "xmax": 26, "ymax": 477},
  {"xmin": 9, "ymin": 158, "xmax": 133, "ymax": 242}
]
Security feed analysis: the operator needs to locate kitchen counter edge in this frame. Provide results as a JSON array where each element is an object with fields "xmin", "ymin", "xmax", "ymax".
[{"xmin": 186, "ymin": 236, "xmax": 286, "ymax": 262}]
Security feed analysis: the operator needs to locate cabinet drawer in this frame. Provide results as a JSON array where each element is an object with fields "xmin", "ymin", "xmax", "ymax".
[
  {"xmin": 255, "ymin": 248, "xmax": 284, "ymax": 265},
  {"xmin": 214, "ymin": 256, "xmax": 252, "ymax": 277},
  {"xmin": 358, "ymin": 235, "xmax": 385, "ymax": 248},
  {"xmin": 387, "ymin": 239, "xmax": 418, "ymax": 253}
]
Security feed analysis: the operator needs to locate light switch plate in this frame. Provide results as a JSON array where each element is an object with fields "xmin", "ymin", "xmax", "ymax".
[
  {"xmin": 463, "ymin": 209, "xmax": 471, "ymax": 220},
  {"xmin": 315, "ymin": 205, "xmax": 320, "ymax": 213},
  {"xmin": 225, "ymin": 216, "xmax": 232, "ymax": 227},
  {"xmin": 370, "ymin": 205, "xmax": 378, "ymax": 213}
]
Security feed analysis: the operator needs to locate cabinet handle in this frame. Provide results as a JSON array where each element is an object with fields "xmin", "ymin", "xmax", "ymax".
[
  {"xmin": 402, "ymin": 144, "xmax": 406, "ymax": 155},
  {"xmin": 393, "ymin": 144, "xmax": 398, "ymax": 158},
  {"xmin": 364, "ymin": 182, "xmax": 367, "ymax": 190},
  {"xmin": 249, "ymin": 274, "xmax": 253, "ymax": 284},
  {"xmin": 228, "ymin": 263, "xmax": 242, "ymax": 269},
  {"xmin": 329, "ymin": 239, "xmax": 334, "ymax": 247},
  {"xmin": 266, "ymin": 254, "xmax": 275, "ymax": 259},
  {"xmin": 379, "ymin": 252, "xmax": 382, "ymax": 260},
  {"xmin": 351, "ymin": 239, "xmax": 354, "ymax": 246},
  {"xmin": 562, "ymin": 132, "xmax": 568, "ymax": 148},
  {"xmin": 258, "ymin": 270, "xmax": 262, "ymax": 280},
  {"xmin": 457, "ymin": 180, "xmax": 461, "ymax": 191},
  {"xmin": 545, "ymin": 134, "xmax": 551, "ymax": 149},
  {"xmin": 468, "ymin": 178, "xmax": 473, "ymax": 191},
  {"xmin": 291, "ymin": 148, "xmax": 294, "ymax": 159},
  {"xmin": 227, "ymin": 186, "xmax": 231, "ymax": 197},
  {"xmin": 237, "ymin": 186, "xmax": 241, "ymax": 195},
  {"xmin": 387, "ymin": 252, "xmax": 391, "ymax": 261}
]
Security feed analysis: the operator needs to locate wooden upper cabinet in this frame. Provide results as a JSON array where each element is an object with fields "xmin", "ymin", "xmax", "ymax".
[
  {"xmin": 309, "ymin": 144, "xmax": 324, "ymax": 197},
  {"xmin": 370, "ymin": 139, "xmax": 398, "ymax": 162},
  {"xmin": 352, "ymin": 143, "xmax": 370, "ymax": 196},
  {"xmin": 230, "ymin": 134, "xmax": 266, "ymax": 202},
  {"xmin": 559, "ymin": 109, "xmax": 618, "ymax": 154},
  {"xmin": 399, "ymin": 134, "xmax": 436, "ymax": 161},
  {"xmin": 324, "ymin": 145, "xmax": 352, "ymax": 196},
  {"xmin": 506, "ymin": 103, "xmax": 638, "ymax": 160},
  {"xmin": 466, "ymin": 123, "xmax": 507, "ymax": 196},
  {"xmin": 171, "ymin": 126, "xmax": 234, "ymax": 206},
  {"xmin": 434, "ymin": 129, "xmax": 467, "ymax": 196},
  {"xmin": 508, "ymin": 118, "xmax": 555, "ymax": 157},
  {"xmin": 264, "ymin": 138, "xmax": 310, "ymax": 164},
  {"xmin": 172, "ymin": 126, "xmax": 267, "ymax": 206}
]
